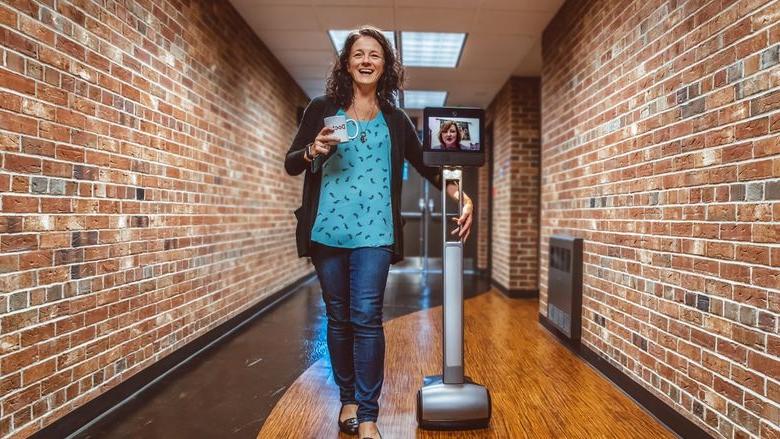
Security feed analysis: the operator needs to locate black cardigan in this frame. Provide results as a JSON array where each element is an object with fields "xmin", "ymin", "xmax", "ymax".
[{"xmin": 285, "ymin": 95, "xmax": 442, "ymax": 264}]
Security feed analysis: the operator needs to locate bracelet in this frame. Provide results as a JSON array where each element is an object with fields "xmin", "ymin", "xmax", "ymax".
[{"xmin": 304, "ymin": 142, "xmax": 313, "ymax": 161}]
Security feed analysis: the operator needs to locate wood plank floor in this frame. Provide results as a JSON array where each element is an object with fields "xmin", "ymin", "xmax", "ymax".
[{"xmin": 258, "ymin": 290, "xmax": 675, "ymax": 438}]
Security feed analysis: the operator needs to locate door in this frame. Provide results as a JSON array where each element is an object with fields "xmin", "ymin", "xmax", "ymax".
[{"xmin": 396, "ymin": 161, "xmax": 479, "ymax": 274}]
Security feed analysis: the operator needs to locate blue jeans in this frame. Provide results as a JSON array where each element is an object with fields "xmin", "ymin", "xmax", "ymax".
[{"xmin": 310, "ymin": 242, "xmax": 392, "ymax": 424}]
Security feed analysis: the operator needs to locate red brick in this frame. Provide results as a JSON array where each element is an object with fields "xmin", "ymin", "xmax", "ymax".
[
  {"xmin": 0, "ymin": 254, "xmax": 19, "ymax": 274},
  {"xmin": 40, "ymin": 197, "xmax": 72, "ymax": 213},
  {"xmin": 733, "ymin": 285, "xmax": 768, "ymax": 307},
  {"xmin": 37, "ymin": 83, "xmax": 68, "ymax": 106},
  {"xmin": 717, "ymin": 338, "xmax": 747, "ymax": 364},
  {"xmin": 3, "ymin": 384, "xmax": 40, "ymax": 414},
  {"xmin": 754, "ymin": 136, "xmax": 779, "ymax": 157},
  {"xmin": 39, "ymin": 370, "xmax": 71, "ymax": 396},
  {"xmin": 754, "ymin": 224, "xmax": 779, "ymax": 243},
  {"xmin": 720, "ymin": 262, "xmax": 750, "ymax": 282},
  {"xmin": 11, "ymin": 176, "xmax": 28, "ymax": 192},
  {"xmin": 735, "ymin": 244, "xmax": 770, "ymax": 264},
  {"xmin": 2, "ymin": 195, "xmax": 38, "ymax": 213},
  {"xmin": 21, "ymin": 137, "xmax": 55, "ymax": 157},
  {"xmin": 1, "ymin": 234, "xmax": 37, "ymax": 252},
  {"xmin": 706, "ymin": 242, "xmax": 734, "ymax": 259},
  {"xmin": 55, "ymin": 144, "xmax": 85, "ymax": 163},
  {"xmin": 0, "ymin": 346, "xmax": 38, "ymax": 374},
  {"xmin": 733, "ymin": 325, "xmax": 765, "ymax": 350},
  {"xmin": 748, "ymin": 351, "xmax": 780, "ymax": 378},
  {"xmin": 761, "ymin": 422, "xmax": 780, "ymax": 439},
  {"xmin": 0, "ymin": 110, "xmax": 38, "ymax": 135},
  {"xmin": 751, "ymin": 89, "xmax": 780, "ymax": 116},
  {"xmin": 737, "ymin": 204, "xmax": 773, "ymax": 221},
  {"xmin": 0, "ymin": 3, "xmax": 16, "ymax": 26},
  {"xmin": 39, "ymin": 121, "xmax": 70, "ymax": 142},
  {"xmin": 22, "ymin": 359, "xmax": 56, "ymax": 386},
  {"xmin": 20, "ymin": 321, "xmax": 54, "ymax": 347},
  {"xmin": 738, "ymin": 159, "xmax": 773, "ymax": 180},
  {"xmin": 55, "ymin": 35, "xmax": 85, "ymax": 61},
  {"xmin": 720, "ymin": 224, "xmax": 751, "ymax": 241},
  {"xmin": 19, "ymin": 12, "xmax": 54, "ymax": 44},
  {"xmin": 54, "ymin": 108, "xmax": 87, "ymax": 130},
  {"xmin": 707, "ymin": 204, "xmax": 736, "ymax": 221},
  {"xmin": 753, "ymin": 267, "xmax": 780, "ymax": 289},
  {"xmin": 721, "ymin": 143, "xmax": 753, "ymax": 163},
  {"xmin": 0, "ymin": 373, "xmax": 21, "ymax": 399},
  {"xmin": 19, "ymin": 251, "xmax": 52, "ymax": 270},
  {"xmin": 0, "ymin": 91, "xmax": 22, "ymax": 113},
  {"xmin": 693, "ymin": 223, "xmax": 719, "ymax": 238},
  {"xmin": 0, "ymin": 25, "xmax": 37, "ymax": 56},
  {"xmin": 41, "ymin": 159, "xmax": 72, "ymax": 178},
  {"xmin": 736, "ymin": 117, "xmax": 769, "ymax": 139},
  {"xmin": 731, "ymin": 364, "xmax": 766, "ymax": 395},
  {"xmin": 3, "ymin": 154, "xmax": 41, "ymax": 174},
  {"xmin": 714, "ymin": 376, "xmax": 743, "ymax": 403},
  {"xmin": 4, "ymin": 0, "xmax": 38, "ymax": 17}
]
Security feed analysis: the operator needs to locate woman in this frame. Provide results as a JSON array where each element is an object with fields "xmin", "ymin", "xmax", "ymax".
[
  {"xmin": 284, "ymin": 26, "xmax": 473, "ymax": 439},
  {"xmin": 439, "ymin": 120, "xmax": 465, "ymax": 150}
]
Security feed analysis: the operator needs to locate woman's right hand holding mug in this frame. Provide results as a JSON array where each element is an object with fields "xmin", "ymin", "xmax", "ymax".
[{"xmin": 309, "ymin": 126, "xmax": 340, "ymax": 159}]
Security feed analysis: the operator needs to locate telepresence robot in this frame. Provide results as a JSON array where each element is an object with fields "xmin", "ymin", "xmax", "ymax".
[{"xmin": 416, "ymin": 107, "xmax": 490, "ymax": 430}]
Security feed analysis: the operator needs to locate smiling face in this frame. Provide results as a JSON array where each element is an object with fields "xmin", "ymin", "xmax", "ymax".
[
  {"xmin": 442, "ymin": 125, "xmax": 459, "ymax": 147},
  {"xmin": 346, "ymin": 36, "xmax": 385, "ymax": 88}
]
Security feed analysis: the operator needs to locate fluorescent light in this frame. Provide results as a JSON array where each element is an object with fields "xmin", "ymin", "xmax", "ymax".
[
  {"xmin": 403, "ymin": 90, "xmax": 447, "ymax": 109},
  {"xmin": 328, "ymin": 30, "xmax": 396, "ymax": 55},
  {"xmin": 401, "ymin": 32, "xmax": 466, "ymax": 68}
]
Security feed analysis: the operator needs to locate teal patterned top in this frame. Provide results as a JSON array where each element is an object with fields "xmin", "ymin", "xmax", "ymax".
[{"xmin": 311, "ymin": 109, "xmax": 394, "ymax": 248}]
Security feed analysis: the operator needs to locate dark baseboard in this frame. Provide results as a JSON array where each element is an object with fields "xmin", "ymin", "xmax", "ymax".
[
  {"xmin": 33, "ymin": 272, "xmax": 316, "ymax": 439},
  {"xmin": 491, "ymin": 279, "xmax": 538, "ymax": 298},
  {"xmin": 538, "ymin": 312, "xmax": 580, "ymax": 351},
  {"xmin": 538, "ymin": 313, "xmax": 713, "ymax": 439}
]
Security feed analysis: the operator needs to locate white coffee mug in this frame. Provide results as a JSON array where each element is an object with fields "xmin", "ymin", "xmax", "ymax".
[{"xmin": 324, "ymin": 115, "xmax": 358, "ymax": 143}]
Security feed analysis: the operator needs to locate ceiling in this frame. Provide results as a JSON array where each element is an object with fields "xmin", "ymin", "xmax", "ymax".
[{"xmin": 227, "ymin": 0, "xmax": 564, "ymax": 109}]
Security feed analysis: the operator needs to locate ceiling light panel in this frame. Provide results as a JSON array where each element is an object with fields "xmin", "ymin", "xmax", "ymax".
[
  {"xmin": 403, "ymin": 90, "xmax": 448, "ymax": 109},
  {"xmin": 401, "ymin": 32, "xmax": 466, "ymax": 68}
]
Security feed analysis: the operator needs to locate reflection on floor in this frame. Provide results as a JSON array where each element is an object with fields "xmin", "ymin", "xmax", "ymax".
[
  {"xmin": 75, "ymin": 272, "xmax": 489, "ymax": 438},
  {"xmin": 259, "ymin": 290, "xmax": 675, "ymax": 438}
]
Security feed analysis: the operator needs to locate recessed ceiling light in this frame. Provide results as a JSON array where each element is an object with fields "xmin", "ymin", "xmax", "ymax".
[
  {"xmin": 401, "ymin": 32, "xmax": 466, "ymax": 68},
  {"xmin": 328, "ymin": 30, "xmax": 397, "ymax": 55},
  {"xmin": 403, "ymin": 90, "xmax": 447, "ymax": 109}
]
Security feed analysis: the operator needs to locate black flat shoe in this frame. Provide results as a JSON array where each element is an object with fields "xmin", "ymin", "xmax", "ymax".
[
  {"xmin": 337, "ymin": 406, "xmax": 358, "ymax": 435},
  {"xmin": 338, "ymin": 417, "xmax": 358, "ymax": 435}
]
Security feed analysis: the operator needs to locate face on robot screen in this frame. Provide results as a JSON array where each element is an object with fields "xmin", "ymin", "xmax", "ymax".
[{"xmin": 423, "ymin": 107, "xmax": 485, "ymax": 168}]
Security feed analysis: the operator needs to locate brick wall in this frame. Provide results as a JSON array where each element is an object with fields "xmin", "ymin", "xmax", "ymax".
[
  {"xmin": 477, "ymin": 151, "xmax": 489, "ymax": 271},
  {"xmin": 487, "ymin": 76, "xmax": 541, "ymax": 293},
  {"xmin": 0, "ymin": 1, "xmax": 311, "ymax": 436},
  {"xmin": 541, "ymin": 0, "xmax": 779, "ymax": 437}
]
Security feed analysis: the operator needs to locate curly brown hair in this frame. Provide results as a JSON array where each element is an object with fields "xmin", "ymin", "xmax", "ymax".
[{"xmin": 325, "ymin": 26, "xmax": 404, "ymax": 113}]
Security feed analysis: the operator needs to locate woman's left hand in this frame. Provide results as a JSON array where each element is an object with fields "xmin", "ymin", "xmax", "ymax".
[{"xmin": 446, "ymin": 184, "xmax": 473, "ymax": 242}]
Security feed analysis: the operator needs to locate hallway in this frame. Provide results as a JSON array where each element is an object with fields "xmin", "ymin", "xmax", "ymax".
[{"xmin": 0, "ymin": 0, "xmax": 777, "ymax": 438}]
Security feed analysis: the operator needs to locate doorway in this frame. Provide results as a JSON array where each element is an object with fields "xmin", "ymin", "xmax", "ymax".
[{"xmin": 394, "ymin": 160, "xmax": 479, "ymax": 274}]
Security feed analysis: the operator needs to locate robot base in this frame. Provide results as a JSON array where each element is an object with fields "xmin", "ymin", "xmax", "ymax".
[{"xmin": 416, "ymin": 375, "xmax": 491, "ymax": 430}]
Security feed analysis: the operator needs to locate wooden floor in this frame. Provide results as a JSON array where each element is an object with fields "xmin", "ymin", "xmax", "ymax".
[{"xmin": 258, "ymin": 290, "xmax": 674, "ymax": 438}]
